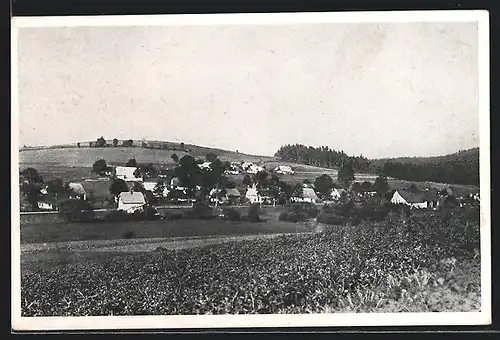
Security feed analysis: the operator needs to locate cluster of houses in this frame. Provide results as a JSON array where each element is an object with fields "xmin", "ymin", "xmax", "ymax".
[{"xmin": 30, "ymin": 159, "xmax": 480, "ymax": 214}]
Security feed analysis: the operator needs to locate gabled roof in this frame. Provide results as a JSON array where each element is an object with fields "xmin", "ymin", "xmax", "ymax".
[
  {"xmin": 302, "ymin": 187, "xmax": 319, "ymax": 199},
  {"xmin": 396, "ymin": 190, "xmax": 437, "ymax": 203},
  {"xmin": 119, "ymin": 191, "xmax": 146, "ymax": 204}
]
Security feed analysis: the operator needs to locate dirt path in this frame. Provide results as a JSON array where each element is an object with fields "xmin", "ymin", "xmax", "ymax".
[{"xmin": 21, "ymin": 232, "xmax": 313, "ymax": 254}]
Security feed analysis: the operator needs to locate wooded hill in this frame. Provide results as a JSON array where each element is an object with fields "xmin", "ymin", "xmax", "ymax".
[{"xmin": 275, "ymin": 144, "xmax": 479, "ymax": 186}]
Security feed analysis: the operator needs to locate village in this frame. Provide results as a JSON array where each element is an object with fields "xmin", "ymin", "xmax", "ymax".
[{"xmin": 19, "ymin": 148, "xmax": 480, "ymax": 221}]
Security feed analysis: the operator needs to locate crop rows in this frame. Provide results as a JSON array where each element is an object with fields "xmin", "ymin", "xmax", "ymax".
[{"xmin": 21, "ymin": 211, "xmax": 480, "ymax": 316}]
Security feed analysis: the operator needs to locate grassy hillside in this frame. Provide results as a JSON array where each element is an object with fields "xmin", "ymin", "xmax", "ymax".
[{"xmin": 19, "ymin": 144, "xmax": 274, "ymax": 168}]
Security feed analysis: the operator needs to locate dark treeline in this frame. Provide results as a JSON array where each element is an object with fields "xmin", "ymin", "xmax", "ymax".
[
  {"xmin": 275, "ymin": 145, "xmax": 479, "ymax": 186},
  {"xmin": 378, "ymin": 148, "xmax": 479, "ymax": 186},
  {"xmin": 274, "ymin": 144, "xmax": 371, "ymax": 172}
]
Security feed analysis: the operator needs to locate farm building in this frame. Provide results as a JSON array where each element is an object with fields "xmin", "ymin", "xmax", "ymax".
[
  {"xmin": 115, "ymin": 166, "xmax": 143, "ymax": 182},
  {"xmin": 291, "ymin": 187, "xmax": 320, "ymax": 204},
  {"xmin": 117, "ymin": 191, "xmax": 146, "ymax": 213},
  {"xmin": 210, "ymin": 188, "xmax": 241, "ymax": 204},
  {"xmin": 274, "ymin": 165, "xmax": 294, "ymax": 175},
  {"xmin": 390, "ymin": 190, "xmax": 440, "ymax": 209}
]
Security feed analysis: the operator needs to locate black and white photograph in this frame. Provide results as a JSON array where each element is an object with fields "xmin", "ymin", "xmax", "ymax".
[{"xmin": 11, "ymin": 11, "xmax": 491, "ymax": 330}]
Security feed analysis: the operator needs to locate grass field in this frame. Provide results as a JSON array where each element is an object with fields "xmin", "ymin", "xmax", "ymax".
[
  {"xmin": 20, "ymin": 205, "xmax": 306, "ymax": 244},
  {"xmin": 19, "ymin": 146, "xmax": 272, "ymax": 168}
]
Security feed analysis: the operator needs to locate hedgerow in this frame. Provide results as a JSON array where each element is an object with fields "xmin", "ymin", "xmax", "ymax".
[{"xmin": 21, "ymin": 208, "xmax": 480, "ymax": 316}]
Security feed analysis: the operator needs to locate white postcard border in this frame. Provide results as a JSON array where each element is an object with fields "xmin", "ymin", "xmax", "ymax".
[{"xmin": 11, "ymin": 10, "xmax": 491, "ymax": 331}]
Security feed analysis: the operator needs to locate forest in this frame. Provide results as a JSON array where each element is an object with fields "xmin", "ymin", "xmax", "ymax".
[{"xmin": 274, "ymin": 145, "xmax": 479, "ymax": 186}]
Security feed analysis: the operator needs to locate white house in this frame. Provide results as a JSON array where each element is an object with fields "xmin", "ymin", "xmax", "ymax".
[
  {"xmin": 246, "ymin": 164, "xmax": 265, "ymax": 174},
  {"xmin": 291, "ymin": 187, "xmax": 320, "ymax": 204},
  {"xmin": 117, "ymin": 191, "xmax": 146, "ymax": 213},
  {"xmin": 245, "ymin": 185, "xmax": 264, "ymax": 204},
  {"xmin": 37, "ymin": 201, "xmax": 54, "ymax": 210},
  {"xmin": 390, "ymin": 190, "xmax": 439, "ymax": 209},
  {"xmin": 274, "ymin": 165, "xmax": 294, "ymax": 175},
  {"xmin": 330, "ymin": 188, "xmax": 347, "ymax": 200},
  {"xmin": 115, "ymin": 166, "xmax": 143, "ymax": 182},
  {"xmin": 143, "ymin": 182, "xmax": 157, "ymax": 192}
]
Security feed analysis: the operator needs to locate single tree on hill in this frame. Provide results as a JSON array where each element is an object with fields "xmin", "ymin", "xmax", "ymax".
[
  {"xmin": 92, "ymin": 159, "xmax": 108, "ymax": 174},
  {"xmin": 77, "ymin": 142, "xmax": 80, "ymax": 148},
  {"xmin": 180, "ymin": 142, "xmax": 185, "ymax": 150},
  {"xmin": 338, "ymin": 162, "xmax": 355, "ymax": 187},
  {"xmin": 373, "ymin": 175, "xmax": 389, "ymax": 196},
  {"xmin": 113, "ymin": 138, "xmax": 119, "ymax": 147},
  {"xmin": 96, "ymin": 136, "xmax": 106, "ymax": 147}
]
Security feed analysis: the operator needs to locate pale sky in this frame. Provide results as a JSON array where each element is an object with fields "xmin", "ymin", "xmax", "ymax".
[{"xmin": 16, "ymin": 22, "xmax": 479, "ymax": 159}]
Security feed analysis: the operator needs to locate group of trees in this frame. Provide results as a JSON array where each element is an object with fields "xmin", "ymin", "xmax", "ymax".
[
  {"xmin": 274, "ymin": 144, "xmax": 371, "ymax": 172},
  {"xmin": 379, "ymin": 152, "xmax": 479, "ymax": 186},
  {"xmin": 20, "ymin": 167, "xmax": 83, "ymax": 210},
  {"xmin": 275, "ymin": 144, "xmax": 479, "ymax": 186},
  {"xmin": 85, "ymin": 137, "xmax": 189, "ymax": 152},
  {"xmin": 19, "ymin": 168, "xmax": 45, "ymax": 209},
  {"xmin": 88, "ymin": 137, "xmax": 134, "ymax": 148}
]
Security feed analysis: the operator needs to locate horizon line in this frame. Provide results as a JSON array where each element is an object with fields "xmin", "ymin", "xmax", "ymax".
[{"xmin": 18, "ymin": 139, "xmax": 479, "ymax": 161}]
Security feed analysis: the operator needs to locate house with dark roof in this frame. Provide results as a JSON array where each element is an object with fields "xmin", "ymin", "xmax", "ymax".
[{"xmin": 291, "ymin": 187, "xmax": 320, "ymax": 204}]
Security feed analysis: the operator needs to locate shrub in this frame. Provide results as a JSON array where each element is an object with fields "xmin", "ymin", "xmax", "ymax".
[
  {"xmin": 317, "ymin": 212, "xmax": 346, "ymax": 226},
  {"xmin": 58, "ymin": 199, "xmax": 95, "ymax": 222},
  {"xmin": 278, "ymin": 212, "xmax": 289, "ymax": 221},
  {"xmin": 104, "ymin": 210, "xmax": 130, "ymax": 222},
  {"xmin": 248, "ymin": 203, "xmax": 261, "ymax": 222},
  {"xmin": 143, "ymin": 206, "xmax": 161, "ymax": 220},
  {"xmin": 184, "ymin": 203, "xmax": 215, "ymax": 220},
  {"xmin": 280, "ymin": 203, "xmax": 318, "ymax": 223},
  {"xmin": 222, "ymin": 208, "xmax": 241, "ymax": 221},
  {"xmin": 122, "ymin": 231, "xmax": 136, "ymax": 239},
  {"xmin": 163, "ymin": 212, "xmax": 184, "ymax": 220}
]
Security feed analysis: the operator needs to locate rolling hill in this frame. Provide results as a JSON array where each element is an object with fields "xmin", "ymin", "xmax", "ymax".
[{"xmin": 19, "ymin": 141, "xmax": 275, "ymax": 168}]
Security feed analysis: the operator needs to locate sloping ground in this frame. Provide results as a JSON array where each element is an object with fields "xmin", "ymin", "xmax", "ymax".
[
  {"xmin": 19, "ymin": 146, "xmax": 272, "ymax": 168},
  {"xmin": 21, "ymin": 217, "xmax": 480, "ymax": 316}
]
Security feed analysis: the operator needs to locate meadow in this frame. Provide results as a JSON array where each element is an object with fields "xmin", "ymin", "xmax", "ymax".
[
  {"xmin": 20, "ymin": 212, "xmax": 308, "ymax": 244},
  {"xmin": 19, "ymin": 146, "xmax": 272, "ymax": 168}
]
